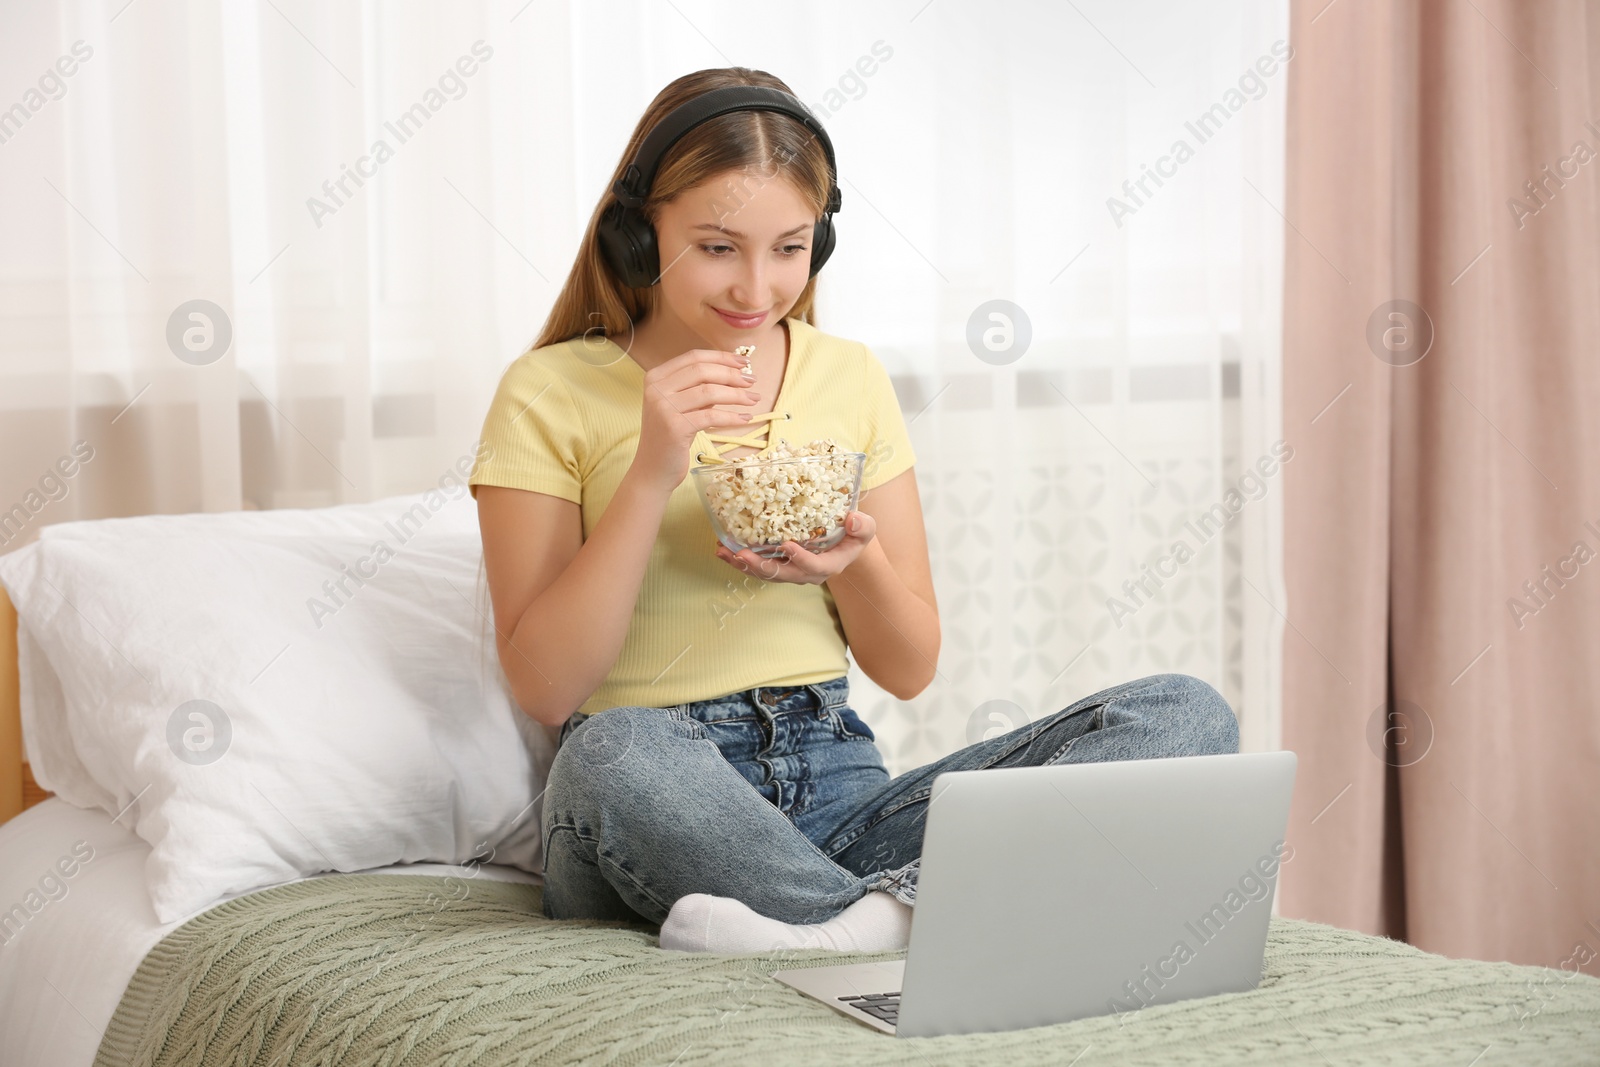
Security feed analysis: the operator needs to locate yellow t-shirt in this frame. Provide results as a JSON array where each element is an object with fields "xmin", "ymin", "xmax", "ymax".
[{"xmin": 468, "ymin": 316, "xmax": 917, "ymax": 717}]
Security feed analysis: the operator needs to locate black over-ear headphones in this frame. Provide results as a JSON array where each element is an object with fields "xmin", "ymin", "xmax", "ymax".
[{"xmin": 597, "ymin": 85, "xmax": 843, "ymax": 289}]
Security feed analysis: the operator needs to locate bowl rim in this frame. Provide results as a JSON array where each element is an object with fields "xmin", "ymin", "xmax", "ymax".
[{"xmin": 689, "ymin": 449, "xmax": 867, "ymax": 475}]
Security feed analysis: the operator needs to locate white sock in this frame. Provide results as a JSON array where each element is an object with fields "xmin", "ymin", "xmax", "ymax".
[{"xmin": 658, "ymin": 890, "xmax": 912, "ymax": 953}]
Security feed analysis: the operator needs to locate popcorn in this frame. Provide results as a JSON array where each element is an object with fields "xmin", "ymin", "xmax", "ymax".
[
  {"xmin": 698, "ymin": 437, "xmax": 859, "ymax": 551},
  {"xmin": 735, "ymin": 344, "xmax": 755, "ymax": 375}
]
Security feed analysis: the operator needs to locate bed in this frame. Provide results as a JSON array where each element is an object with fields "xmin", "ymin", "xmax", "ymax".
[{"xmin": 3, "ymin": 503, "xmax": 1599, "ymax": 1065}]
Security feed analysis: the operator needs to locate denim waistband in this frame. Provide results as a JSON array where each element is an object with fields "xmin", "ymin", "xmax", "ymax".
[
  {"xmin": 669, "ymin": 674, "xmax": 850, "ymax": 723},
  {"xmin": 559, "ymin": 677, "xmax": 852, "ymax": 744}
]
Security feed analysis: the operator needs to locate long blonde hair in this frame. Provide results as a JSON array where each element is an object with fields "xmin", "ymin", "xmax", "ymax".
[{"xmin": 531, "ymin": 66, "xmax": 834, "ymax": 351}]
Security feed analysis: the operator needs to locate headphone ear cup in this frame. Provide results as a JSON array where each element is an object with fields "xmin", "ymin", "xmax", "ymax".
[
  {"xmin": 598, "ymin": 202, "xmax": 661, "ymax": 288},
  {"xmin": 809, "ymin": 215, "xmax": 836, "ymax": 277}
]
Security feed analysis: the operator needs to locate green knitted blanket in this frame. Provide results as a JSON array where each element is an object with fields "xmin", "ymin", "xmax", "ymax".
[{"xmin": 93, "ymin": 874, "xmax": 1600, "ymax": 1065}]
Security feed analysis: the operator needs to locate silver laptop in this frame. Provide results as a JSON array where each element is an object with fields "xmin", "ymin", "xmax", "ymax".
[{"xmin": 772, "ymin": 750, "xmax": 1297, "ymax": 1038}]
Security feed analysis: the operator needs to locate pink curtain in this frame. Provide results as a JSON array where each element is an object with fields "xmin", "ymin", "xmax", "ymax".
[{"xmin": 1281, "ymin": 0, "xmax": 1600, "ymax": 965}]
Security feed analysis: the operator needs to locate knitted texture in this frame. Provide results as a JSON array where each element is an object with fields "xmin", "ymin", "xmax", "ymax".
[{"xmin": 92, "ymin": 875, "xmax": 1600, "ymax": 1066}]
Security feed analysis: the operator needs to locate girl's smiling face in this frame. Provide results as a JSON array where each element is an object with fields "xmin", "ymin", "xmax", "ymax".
[{"xmin": 648, "ymin": 168, "xmax": 817, "ymax": 343}]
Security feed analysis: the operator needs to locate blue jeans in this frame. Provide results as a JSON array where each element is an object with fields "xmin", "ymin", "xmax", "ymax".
[{"xmin": 539, "ymin": 672, "xmax": 1239, "ymax": 927}]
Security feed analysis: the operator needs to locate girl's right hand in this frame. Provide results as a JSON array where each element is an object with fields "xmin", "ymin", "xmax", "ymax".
[{"xmin": 632, "ymin": 348, "xmax": 760, "ymax": 493}]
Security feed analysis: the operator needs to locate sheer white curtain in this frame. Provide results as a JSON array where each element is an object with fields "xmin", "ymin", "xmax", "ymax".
[{"xmin": 0, "ymin": 0, "xmax": 1287, "ymax": 771}]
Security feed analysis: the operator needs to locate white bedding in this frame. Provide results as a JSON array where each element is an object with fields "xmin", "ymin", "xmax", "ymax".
[
  {"xmin": 0, "ymin": 489, "xmax": 554, "ymax": 925},
  {"xmin": 0, "ymin": 799, "xmax": 542, "ymax": 1067}
]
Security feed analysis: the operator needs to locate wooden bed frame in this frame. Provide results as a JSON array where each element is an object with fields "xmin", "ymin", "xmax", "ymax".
[{"xmin": 2, "ymin": 587, "xmax": 52, "ymax": 825}]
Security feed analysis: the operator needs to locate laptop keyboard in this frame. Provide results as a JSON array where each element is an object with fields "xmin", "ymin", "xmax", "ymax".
[{"xmin": 838, "ymin": 990, "xmax": 901, "ymax": 1025}]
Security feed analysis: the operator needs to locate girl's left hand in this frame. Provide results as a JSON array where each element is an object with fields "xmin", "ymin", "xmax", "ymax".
[{"xmin": 714, "ymin": 511, "xmax": 876, "ymax": 586}]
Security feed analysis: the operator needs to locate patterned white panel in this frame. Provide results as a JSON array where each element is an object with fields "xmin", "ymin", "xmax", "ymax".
[{"xmin": 855, "ymin": 396, "xmax": 1250, "ymax": 780}]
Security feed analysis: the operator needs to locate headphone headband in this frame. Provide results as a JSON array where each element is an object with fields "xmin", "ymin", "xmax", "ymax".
[{"xmin": 612, "ymin": 86, "xmax": 842, "ymax": 214}]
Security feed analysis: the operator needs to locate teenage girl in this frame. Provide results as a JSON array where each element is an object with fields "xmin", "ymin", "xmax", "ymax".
[{"xmin": 468, "ymin": 68, "xmax": 1240, "ymax": 953}]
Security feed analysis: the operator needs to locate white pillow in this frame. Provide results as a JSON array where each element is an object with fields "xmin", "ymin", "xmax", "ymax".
[
  {"xmin": 14, "ymin": 619, "xmax": 117, "ymax": 812},
  {"xmin": 0, "ymin": 488, "xmax": 555, "ymax": 924}
]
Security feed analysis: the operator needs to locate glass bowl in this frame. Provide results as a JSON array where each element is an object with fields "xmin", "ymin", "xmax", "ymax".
[{"xmin": 691, "ymin": 450, "xmax": 866, "ymax": 559}]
